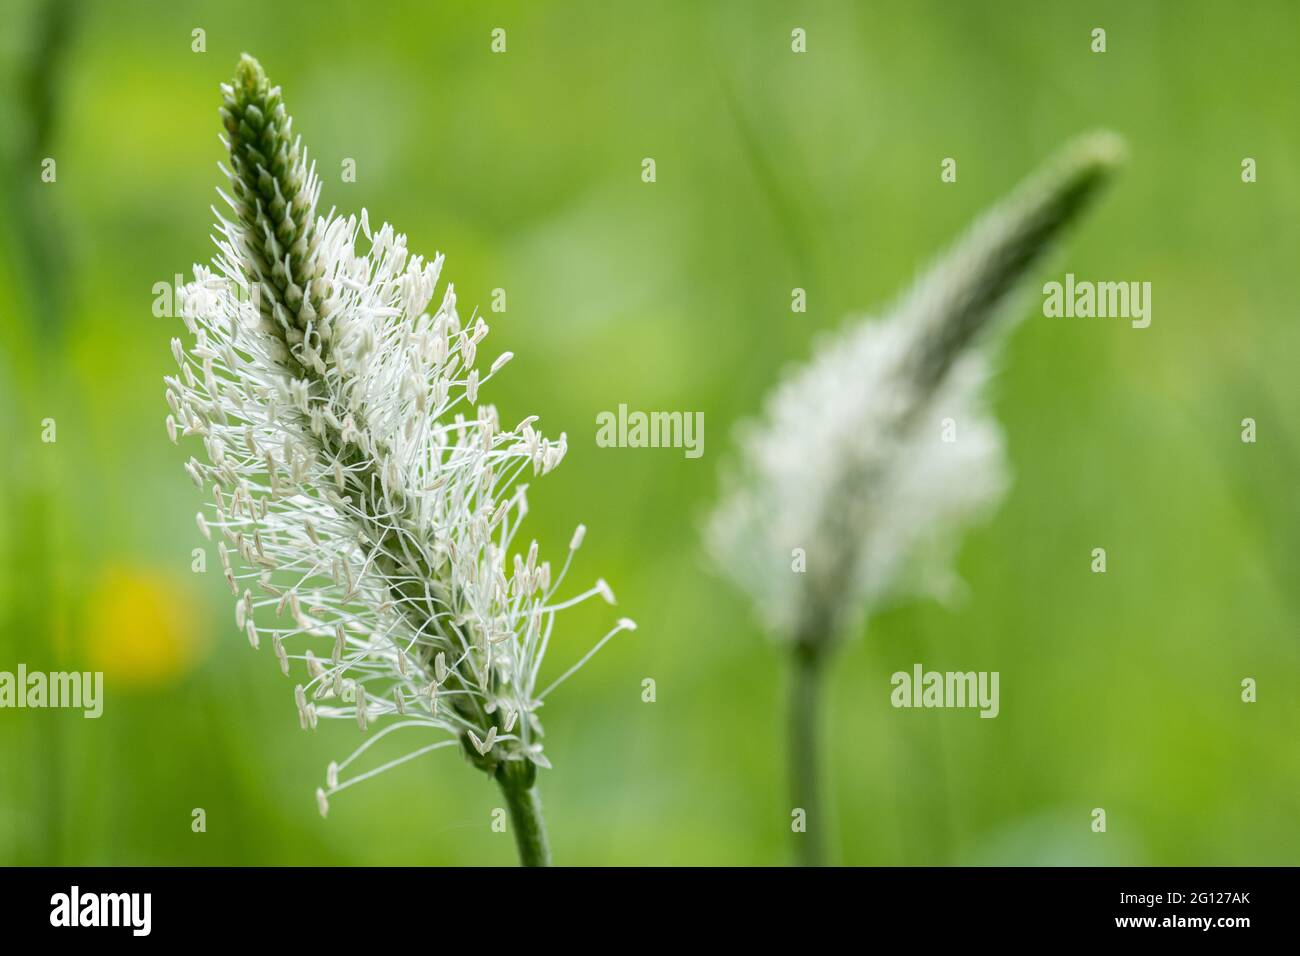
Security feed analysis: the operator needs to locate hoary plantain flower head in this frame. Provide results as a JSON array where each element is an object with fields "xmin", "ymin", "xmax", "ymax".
[
  {"xmin": 708, "ymin": 132, "xmax": 1124, "ymax": 653},
  {"xmin": 165, "ymin": 55, "xmax": 634, "ymax": 815}
]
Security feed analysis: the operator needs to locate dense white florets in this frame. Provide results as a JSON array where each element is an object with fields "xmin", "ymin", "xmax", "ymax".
[
  {"xmin": 708, "ymin": 312, "xmax": 1008, "ymax": 644},
  {"xmin": 166, "ymin": 69, "xmax": 632, "ymax": 814},
  {"xmin": 709, "ymin": 131, "xmax": 1123, "ymax": 650}
]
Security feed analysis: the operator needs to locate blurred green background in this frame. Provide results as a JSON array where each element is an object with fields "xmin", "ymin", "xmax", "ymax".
[{"xmin": 2, "ymin": 0, "xmax": 1298, "ymax": 866}]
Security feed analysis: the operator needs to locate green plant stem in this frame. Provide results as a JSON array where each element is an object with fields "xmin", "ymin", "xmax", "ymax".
[
  {"xmin": 789, "ymin": 643, "xmax": 825, "ymax": 867},
  {"xmin": 496, "ymin": 765, "xmax": 552, "ymax": 867}
]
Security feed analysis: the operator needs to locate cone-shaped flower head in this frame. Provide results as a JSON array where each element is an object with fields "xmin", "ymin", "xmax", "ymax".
[
  {"xmin": 165, "ymin": 55, "xmax": 633, "ymax": 812},
  {"xmin": 708, "ymin": 132, "xmax": 1124, "ymax": 651}
]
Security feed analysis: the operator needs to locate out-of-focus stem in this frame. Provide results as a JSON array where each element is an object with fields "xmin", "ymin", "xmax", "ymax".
[{"xmin": 789, "ymin": 643, "xmax": 826, "ymax": 867}]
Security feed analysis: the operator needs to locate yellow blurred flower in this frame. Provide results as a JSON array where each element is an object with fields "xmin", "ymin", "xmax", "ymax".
[{"xmin": 85, "ymin": 564, "xmax": 209, "ymax": 687}]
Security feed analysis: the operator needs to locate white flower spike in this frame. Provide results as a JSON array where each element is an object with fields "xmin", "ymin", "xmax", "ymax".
[
  {"xmin": 707, "ymin": 132, "xmax": 1124, "ymax": 868},
  {"xmin": 709, "ymin": 131, "xmax": 1125, "ymax": 651},
  {"xmin": 166, "ymin": 55, "xmax": 633, "ymax": 865}
]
